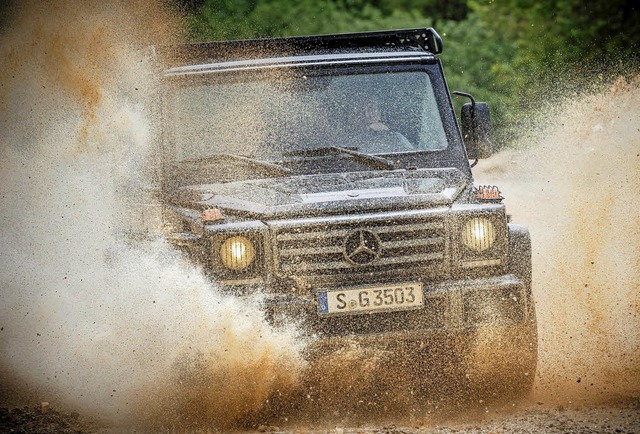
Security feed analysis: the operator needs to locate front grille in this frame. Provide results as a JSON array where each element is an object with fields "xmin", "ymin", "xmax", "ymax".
[{"xmin": 273, "ymin": 216, "xmax": 447, "ymax": 282}]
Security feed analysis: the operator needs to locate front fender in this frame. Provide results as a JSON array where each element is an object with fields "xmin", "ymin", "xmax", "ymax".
[{"xmin": 507, "ymin": 223, "xmax": 532, "ymax": 288}]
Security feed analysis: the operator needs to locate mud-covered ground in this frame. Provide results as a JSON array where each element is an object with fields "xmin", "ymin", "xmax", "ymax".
[
  {"xmin": 2, "ymin": 395, "xmax": 640, "ymax": 433},
  {"xmin": 0, "ymin": 405, "xmax": 98, "ymax": 434},
  {"xmin": 282, "ymin": 397, "xmax": 640, "ymax": 434}
]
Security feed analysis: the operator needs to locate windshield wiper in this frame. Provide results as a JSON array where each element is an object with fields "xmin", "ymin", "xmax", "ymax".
[
  {"xmin": 284, "ymin": 146, "xmax": 396, "ymax": 170},
  {"xmin": 178, "ymin": 153, "xmax": 291, "ymax": 176}
]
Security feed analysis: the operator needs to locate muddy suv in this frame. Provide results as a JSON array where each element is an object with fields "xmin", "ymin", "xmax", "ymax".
[{"xmin": 152, "ymin": 28, "xmax": 537, "ymax": 397}]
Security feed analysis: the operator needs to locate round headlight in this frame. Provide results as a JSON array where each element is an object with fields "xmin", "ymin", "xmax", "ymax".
[
  {"xmin": 462, "ymin": 217, "xmax": 496, "ymax": 252},
  {"xmin": 220, "ymin": 236, "xmax": 256, "ymax": 271}
]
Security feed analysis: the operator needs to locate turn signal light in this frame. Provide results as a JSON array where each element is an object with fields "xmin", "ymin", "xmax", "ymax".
[{"xmin": 202, "ymin": 208, "xmax": 223, "ymax": 224}]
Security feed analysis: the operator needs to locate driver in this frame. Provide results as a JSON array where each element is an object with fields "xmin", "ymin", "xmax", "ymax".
[
  {"xmin": 346, "ymin": 96, "xmax": 413, "ymax": 153},
  {"xmin": 362, "ymin": 98, "xmax": 390, "ymax": 132}
]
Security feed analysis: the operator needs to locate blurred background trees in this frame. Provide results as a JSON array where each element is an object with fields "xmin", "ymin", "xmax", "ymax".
[{"xmin": 177, "ymin": 0, "xmax": 639, "ymax": 147}]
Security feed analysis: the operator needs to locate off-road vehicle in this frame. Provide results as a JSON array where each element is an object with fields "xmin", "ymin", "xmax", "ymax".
[{"xmin": 149, "ymin": 28, "xmax": 537, "ymax": 397}]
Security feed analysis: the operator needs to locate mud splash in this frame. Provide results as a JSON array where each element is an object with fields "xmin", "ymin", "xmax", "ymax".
[
  {"xmin": 474, "ymin": 76, "xmax": 640, "ymax": 405},
  {"xmin": 0, "ymin": 1, "xmax": 304, "ymax": 429}
]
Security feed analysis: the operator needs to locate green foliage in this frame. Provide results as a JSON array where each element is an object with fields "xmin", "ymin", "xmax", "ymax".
[
  {"xmin": 186, "ymin": 0, "xmax": 436, "ymax": 40},
  {"xmin": 466, "ymin": 0, "xmax": 639, "ymax": 144},
  {"xmin": 182, "ymin": 0, "xmax": 640, "ymax": 148}
]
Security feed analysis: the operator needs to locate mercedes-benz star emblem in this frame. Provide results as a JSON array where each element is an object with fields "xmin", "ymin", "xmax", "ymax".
[{"xmin": 343, "ymin": 230, "xmax": 382, "ymax": 265}]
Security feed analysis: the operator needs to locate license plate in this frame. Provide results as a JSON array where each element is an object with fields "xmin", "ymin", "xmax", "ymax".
[{"xmin": 317, "ymin": 283, "xmax": 423, "ymax": 315}]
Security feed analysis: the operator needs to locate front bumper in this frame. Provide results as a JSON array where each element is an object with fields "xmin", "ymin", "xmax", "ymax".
[{"xmin": 263, "ymin": 273, "xmax": 533, "ymax": 349}]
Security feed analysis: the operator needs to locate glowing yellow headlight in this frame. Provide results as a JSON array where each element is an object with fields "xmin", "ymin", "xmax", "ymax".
[
  {"xmin": 462, "ymin": 217, "xmax": 496, "ymax": 252},
  {"xmin": 220, "ymin": 236, "xmax": 256, "ymax": 271}
]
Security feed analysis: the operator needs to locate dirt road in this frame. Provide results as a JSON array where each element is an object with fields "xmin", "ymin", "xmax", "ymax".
[
  {"xmin": 279, "ymin": 397, "xmax": 640, "ymax": 433},
  {"xmin": 3, "ymin": 395, "xmax": 639, "ymax": 433}
]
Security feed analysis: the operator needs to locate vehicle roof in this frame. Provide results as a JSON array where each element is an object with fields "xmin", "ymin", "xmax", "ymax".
[
  {"xmin": 163, "ymin": 51, "xmax": 436, "ymax": 76},
  {"xmin": 155, "ymin": 28, "xmax": 443, "ymax": 73}
]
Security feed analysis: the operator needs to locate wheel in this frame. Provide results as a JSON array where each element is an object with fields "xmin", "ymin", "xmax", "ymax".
[{"xmin": 463, "ymin": 321, "xmax": 538, "ymax": 400}]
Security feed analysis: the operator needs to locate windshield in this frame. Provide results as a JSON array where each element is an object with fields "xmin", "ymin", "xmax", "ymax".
[{"xmin": 171, "ymin": 70, "xmax": 448, "ymax": 162}]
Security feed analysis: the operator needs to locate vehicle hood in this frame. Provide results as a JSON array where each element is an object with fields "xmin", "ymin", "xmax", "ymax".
[{"xmin": 174, "ymin": 168, "xmax": 469, "ymax": 220}]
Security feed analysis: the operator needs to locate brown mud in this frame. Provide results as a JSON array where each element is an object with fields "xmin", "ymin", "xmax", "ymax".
[
  {"xmin": 474, "ymin": 77, "xmax": 640, "ymax": 406},
  {"xmin": 0, "ymin": 1, "xmax": 304, "ymax": 431}
]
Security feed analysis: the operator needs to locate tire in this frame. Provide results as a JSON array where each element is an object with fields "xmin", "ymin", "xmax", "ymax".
[
  {"xmin": 463, "ymin": 322, "xmax": 537, "ymax": 400},
  {"xmin": 462, "ymin": 223, "xmax": 538, "ymax": 400}
]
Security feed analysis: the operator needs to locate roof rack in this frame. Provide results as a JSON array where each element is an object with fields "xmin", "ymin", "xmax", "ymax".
[{"xmin": 155, "ymin": 28, "xmax": 443, "ymax": 65}]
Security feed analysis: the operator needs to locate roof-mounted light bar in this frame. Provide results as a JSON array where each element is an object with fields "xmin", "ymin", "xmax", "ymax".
[
  {"xmin": 254, "ymin": 27, "xmax": 444, "ymax": 54},
  {"xmin": 155, "ymin": 27, "xmax": 443, "ymax": 65}
]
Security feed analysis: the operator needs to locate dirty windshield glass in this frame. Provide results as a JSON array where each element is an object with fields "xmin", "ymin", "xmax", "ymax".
[{"xmin": 172, "ymin": 71, "xmax": 448, "ymax": 161}]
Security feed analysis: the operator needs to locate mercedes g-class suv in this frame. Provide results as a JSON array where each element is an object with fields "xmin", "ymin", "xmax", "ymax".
[{"xmin": 152, "ymin": 28, "xmax": 537, "ymax": 397}]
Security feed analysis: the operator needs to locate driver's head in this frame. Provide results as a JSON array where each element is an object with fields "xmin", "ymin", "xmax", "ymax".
[{"xmin": 351, "ymin": 96, "xmax": 388, "ymax": 132}]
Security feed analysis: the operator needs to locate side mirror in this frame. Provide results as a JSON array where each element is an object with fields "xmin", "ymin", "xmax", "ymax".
[{"xmin": 460, "ymin": 102, "xmax": 493, "ymax": 159}]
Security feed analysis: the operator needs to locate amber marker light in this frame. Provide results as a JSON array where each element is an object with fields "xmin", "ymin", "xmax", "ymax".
[
  {"xmin": 462, "ymin": 217, "xmax": 496, "ymax": 252},
  {"xmin": 475, "ymin": 185, "xmax": 503, "ymax": 201},
  {"xmin": 202, "ymin": 208, "xmax": 223, "ymax": 224},
  {"xmin": 220, "ymin": 236, "xmax": 256, "ymax": 271}
]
